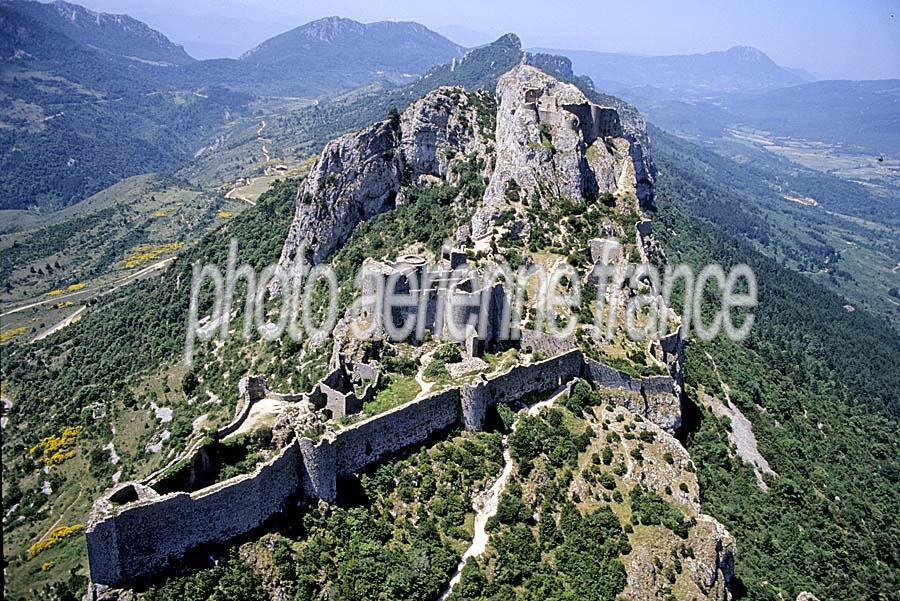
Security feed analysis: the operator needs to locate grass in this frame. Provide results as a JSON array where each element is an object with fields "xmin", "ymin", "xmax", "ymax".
[
  {"xmin": 364, "ymin": 374, "xmax": 420, "ymax": 415},
  {"xmin": 0, "ymin": 173, "xmax": 246, "ymax": 332}
]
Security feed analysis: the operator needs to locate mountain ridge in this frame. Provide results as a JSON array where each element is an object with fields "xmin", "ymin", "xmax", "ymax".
[
  {"xmin": 534, "ymin": 44, "xmax": 812, "ymax": 96},
  {"xmin": 1, "ymin": 0, "xmax": 195, "ymax": 65},
  {"xmin": 237, "ymin": 15, "xmax": 464, "ymax": 74}
]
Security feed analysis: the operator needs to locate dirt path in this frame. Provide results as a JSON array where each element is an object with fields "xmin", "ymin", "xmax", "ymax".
[
  {"xmin": 32, "ymin": 488, "xmax": 84, "ymax": 548},
  {"xmin": 224, "ymin": 119, "xmax": 276, "ymax": 203},
  {"xmin": 415, "ymin": 349, "xmax": 436, "ymax": 397},
  {"xmin": 32, "ymin": 306, "xmax": 85, "ymax": 342},
  {"xmin": 438, "ymin": 384, "xmax": 568, "ymax": 601},
  {"xmin": 1, "ymin": 257, "xmax": 175, "ymax": 319},
  {"xmin": 1, "ymin": 395, "xmax": 11, "ymax": 429}
]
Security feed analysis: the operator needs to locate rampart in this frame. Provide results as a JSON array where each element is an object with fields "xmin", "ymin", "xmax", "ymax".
[{"xmin": 86, "ymin": 345, "xmax": 683, "ymax": 589}]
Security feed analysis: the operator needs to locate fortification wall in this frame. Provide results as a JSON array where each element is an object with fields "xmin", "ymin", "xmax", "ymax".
[
  {"xmin": 460, "ymin": 349, "xmax": 584, "ymax": 430},
  {"xmin": 582, "ymin": 357, "xmax": 643, "ymax": 392},
  {"xmin": 145, "ymin": 375, "xmax": 265, "ymax": 490},
  {"xmin": 298, "ymin": 437, "xmax": 336, "ymax": 502},
  {"xmin": 520, "ymin": 328, "xmax": 577, "ymax": 358},
  {"xmin": 334, "ymin": 388, "xmax": 460, "ymax": 475},
  {"xmin": 583, "ymin": 357, "xmax": 681, "ymax": 432},
  {"xmin": 87, "ymin": 348, "xmax": 683, "ymax": 588},
  {"xmin": 87, "ymin": 442, "xmax": 303, "ymax": 588}
]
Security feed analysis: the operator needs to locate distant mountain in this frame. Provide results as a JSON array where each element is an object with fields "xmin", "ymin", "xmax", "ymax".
[
  {"xmin": 0, "ymin": 1, "xmax": 249, "ymax": 210},
  {"xmin": 0, "ymin": 5, "xmax": 468, "ymax": 210},
  {"xmin": 2, "ymin": 0, "xmax": 195, "ymax": 65},
  {"xmin": 210, "ymin": 16, "xmax": 466, "ymax": 96},
  {"xmin": 243, "ymin": 16, "xmax": 462, "ymax": 69},
  {"xmin": 727, "ymin": 79, "xmax": 900, "ymax": 153},
  {"xmin": 536, "ymin": 45, "xmax": 812, "ymax": 96},
  {"xmin": 631, "ymin": 79, "xmax": 900, "ymax": 156}
]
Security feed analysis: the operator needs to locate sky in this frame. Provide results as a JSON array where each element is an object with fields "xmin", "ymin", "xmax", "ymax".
[{"xmin": 73, "ymin": 0, "xmax": 900, "ymax": 79}]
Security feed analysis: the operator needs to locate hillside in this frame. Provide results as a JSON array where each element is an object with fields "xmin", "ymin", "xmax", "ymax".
[
  {"xmin": 0, "ymin": 4, "xmax": 466, "ymax": 211},
  {"xmin": 654, "ymin": 160, "xmax": 900, "ymax": 599},
  {"xmin": 3, "ymin": 0, "xmax": 196, "ymax": 65},
  {"xmin": 537, "ymin": 45, "xmax": 810, "ymax": 97},
  {"xmin": 179, "ymin": 33, "xmax": 528, "ymax": 189},
  {"xmin": 2, "ymin": 60, "xmax": 718, "ymax": 599},
  {"xmin": 0, "ymin": 2, "xmax": 251, "ymax": 210},
  {"xmin": 1, "ymin": 12, "xmax": 898, "ymax": 601}
]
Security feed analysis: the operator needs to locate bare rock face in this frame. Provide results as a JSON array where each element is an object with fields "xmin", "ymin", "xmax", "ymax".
[
  {"xmin": 399, "ymin": 87, "xmax": 492, "ymax": 185},
  {"xmin": 276, "ymin": 87, "xmax": 492, "ymax": 273},
  {"xmin": 276, "ymin": 118, "xmax": 402, "ymax": 268},
  {"xmin": 471, "ymin": 64, "xmax": 645, "ymax": 240}
]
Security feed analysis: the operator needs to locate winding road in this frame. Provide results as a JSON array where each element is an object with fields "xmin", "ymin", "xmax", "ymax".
[{"xmin": 0, "ymin": 257, "xmax": 175, "ymax": 320}]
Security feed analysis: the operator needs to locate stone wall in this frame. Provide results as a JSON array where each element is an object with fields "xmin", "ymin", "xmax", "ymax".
[
  {"xmin": 334, "ymin": 388, "xmax": 460, "ymax": 475},
  {"xmin": 87, "ymin": 443, "xmax": 304, "ymax": 588},
  {"xmin": 144, "ymin": 375, "xmax": 266, "ymax": 491},
  {"xmin": 307, "ymin": 360, "xmax": 380, "ymax": 419},
  {"xmin": 520, "ymin": 328, "xmax": 577, "ymax": 358},
  {"xmin": 583, "ymin": 357, "xmax": 682, "ymax": 433},
  {"xmin": 87, "ymin": 348, "xmax": 683, "ymax": 588},
  {"xmin": 460, "ymin": 349, "xmax": 584, "ymax": 430}
]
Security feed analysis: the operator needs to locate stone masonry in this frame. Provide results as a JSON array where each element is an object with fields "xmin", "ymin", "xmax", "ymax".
[{"xmin": 85, "ymin": 346, "xmax": 683, "ymax": 589}]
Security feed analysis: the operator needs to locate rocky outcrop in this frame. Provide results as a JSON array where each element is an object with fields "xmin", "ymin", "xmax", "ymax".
[
  {"xmin": 524, "ymin": 51, "xmax": 575, "ymax": 79},
  {"xmin": 276, "ymin": 86, "xmax": 493, "ymax": 273},
  {"xmin": 588, "ymin": 403, "xmax": 735, "ymax": 600},
  {"xmin": 399, "ymin": 87, "xmax": 492, "ymax": 184},
  {"xmin": 276, "ymin": 118, "xmax": 402, "ymax": 268},
  {"xmin": 471, "ymin": 64, "xmax": 646, "ymax": 240},
  {"xmin": 277, "ymin": 62, "xmax": 658, "ymax": 268}
]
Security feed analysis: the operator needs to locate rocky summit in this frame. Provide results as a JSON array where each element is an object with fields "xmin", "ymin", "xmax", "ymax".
[
  {"xmin": 83, "ymin": 62, "xmax": 739, "ymax": 600},
  {"xmin": 3, "ymin": 7, "xmax": 896, "ymax": 601}
]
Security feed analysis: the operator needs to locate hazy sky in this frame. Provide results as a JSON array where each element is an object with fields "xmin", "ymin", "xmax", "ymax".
[{"xmin": 76, "ymin": 0, "xmax": 900, "ymax": 79}]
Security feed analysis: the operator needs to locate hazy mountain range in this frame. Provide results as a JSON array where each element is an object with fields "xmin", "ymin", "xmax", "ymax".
[
  {"xmin": 3, "ymin": 0, "xmax": 897, "ymax": 213},
  {"xmin": 536, "ymin": 45, "xmax": 814, "ymax": 96}
]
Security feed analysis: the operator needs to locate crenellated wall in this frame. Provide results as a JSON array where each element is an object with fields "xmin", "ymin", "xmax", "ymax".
[{"xmin": 86, "ymin": 345, "xmax": 683, "ymax": 588}]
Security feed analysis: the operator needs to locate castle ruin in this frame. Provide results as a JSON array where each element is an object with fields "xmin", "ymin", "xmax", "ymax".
[{"xmin": 85, "ymin": 337, "xmax": 683, "ymax": 589}]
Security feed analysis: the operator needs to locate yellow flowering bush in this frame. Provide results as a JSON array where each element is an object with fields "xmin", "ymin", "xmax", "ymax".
[
  {"xmin": 27, "ymin": 525, "xmax": 84, "ymax": 559},
  {"xmin": 30, "ymin": 426, "xmax": 83, "ymax": 466},
  {"xmin": 123, "ymin": 243, "xmax": 183, "ymax": 268},
  {"xmin": 0, "ymin": 326, "xmax": 27, "ymax": 344}
]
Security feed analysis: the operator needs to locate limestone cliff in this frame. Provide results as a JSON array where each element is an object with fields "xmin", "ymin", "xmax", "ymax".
[
  {"xmin": 471, "ymin": 64, "xmax": 654, "ymax": 241},
  {"xmin": 276, "ymin": 118, "xmax": 402, "ymax": 268},
  {"xmin": 398, "ymin": 87, "xmax": 493, "ymax": 185},
  {"xmin": 276, "ymin": 86, "xmax": 493, "ymax": 271},
  {"xmin": 276, "ymin": 62, "xmax": 657, "ymax": 269}
]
